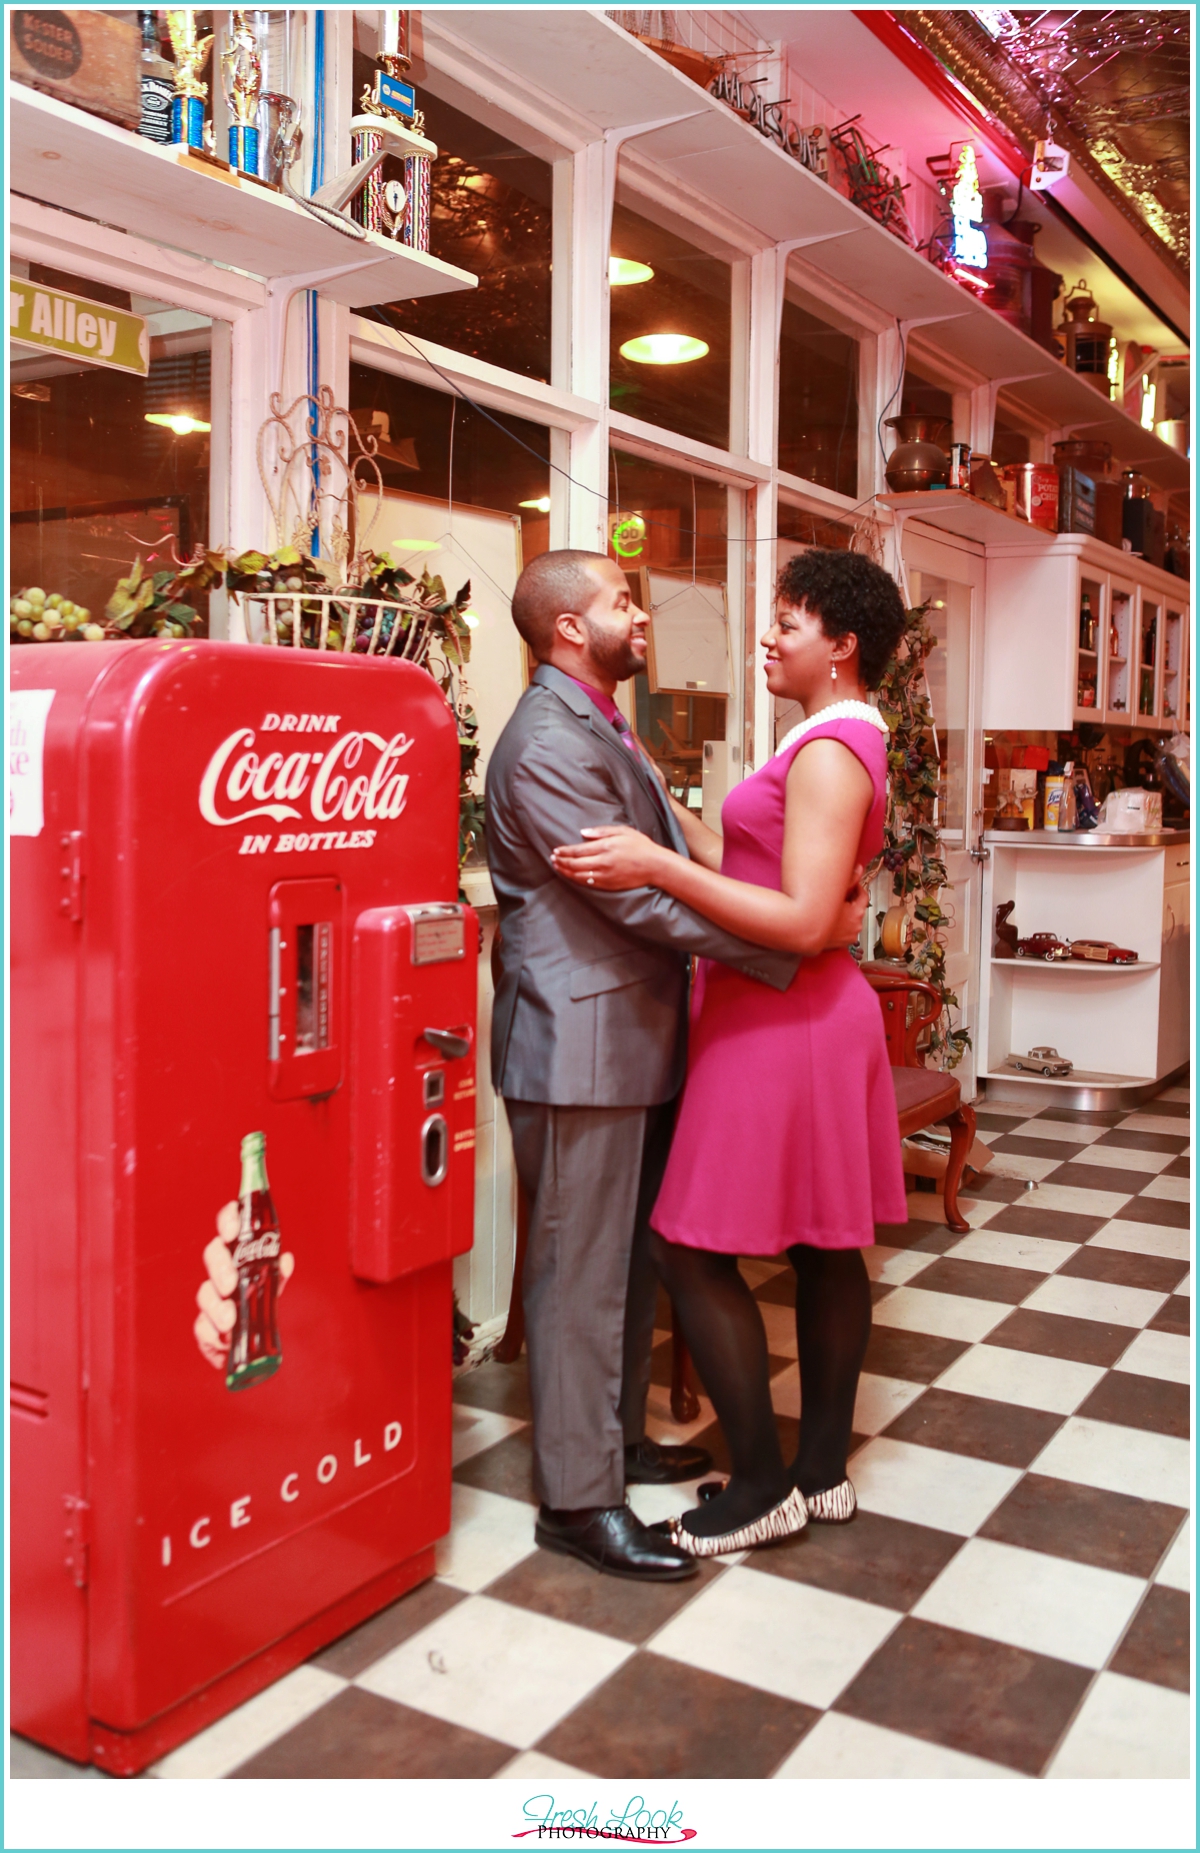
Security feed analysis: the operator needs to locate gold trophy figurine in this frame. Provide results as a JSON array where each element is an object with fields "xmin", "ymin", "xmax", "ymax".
[
  {"xmin": 222, "ymin": 11, "xmax": 263, "ymax": 174},
  {"xmin": 165, "ymin": 9, "xmax": 213, "ymax": 151}
]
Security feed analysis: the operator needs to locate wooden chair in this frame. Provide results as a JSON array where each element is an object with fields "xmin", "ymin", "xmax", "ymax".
[{"xmin": 859, "ymin": 961, "xmax": 977, "ymax": 1235}]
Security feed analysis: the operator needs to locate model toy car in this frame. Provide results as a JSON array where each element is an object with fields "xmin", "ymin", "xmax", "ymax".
[
  {"xmin": 1070, "ymin": 940, "xmax": 1139, "ymax": 965},
  {"xmin": 1015, "ymin": 933, "xmax": 1072, "ymax": 961},
  {"xmin": 1009, "ymin": 1047, "xmax": 1073, "ymax": 1077}
]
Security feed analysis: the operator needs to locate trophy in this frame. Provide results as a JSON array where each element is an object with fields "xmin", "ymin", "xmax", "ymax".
[
  {"xmin": 222, "ymin": 10, "xmax": 262, "ymax": 175},
  {"xmin": 344, "ymin": 7, "xmax": 435, "ymax": 248},
  {"xmin": 165, "ymin": 8, "xmax": 213, "ymax": 152}
]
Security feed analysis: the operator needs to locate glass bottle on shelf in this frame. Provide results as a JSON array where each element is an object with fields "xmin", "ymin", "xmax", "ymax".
[
  {"xmin": 138, "ymin": 8, "xmax": 174, "ymax": 145},
  {"xmin": 1079, "ymin": 588, "xmax": 1095, "ymax": 651}
]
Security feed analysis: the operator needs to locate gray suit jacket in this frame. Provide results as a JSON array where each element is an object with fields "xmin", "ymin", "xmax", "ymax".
[{"xmin": 485, "ymin": 663, "xmax": 799, "ymax": 1107}]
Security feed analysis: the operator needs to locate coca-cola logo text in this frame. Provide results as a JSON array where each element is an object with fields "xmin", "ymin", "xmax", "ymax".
[
  {"xmin": 199, "ymin": 717, "xmax": 414, "ymax": 830},
  {"xmin": 233, "ymin": 1229, "xmax": 281, "ymax": 1268}
]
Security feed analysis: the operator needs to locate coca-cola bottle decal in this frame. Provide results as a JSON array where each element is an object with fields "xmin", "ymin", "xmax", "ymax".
[{"xmin": 226, "ymin": 1131, "xmax": 284, "ymax": 1390}]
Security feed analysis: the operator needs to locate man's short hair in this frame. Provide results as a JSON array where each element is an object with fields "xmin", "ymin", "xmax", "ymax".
[{"xmin": 510, "ymin": 549, "xmax": 609, "ymax": 659}]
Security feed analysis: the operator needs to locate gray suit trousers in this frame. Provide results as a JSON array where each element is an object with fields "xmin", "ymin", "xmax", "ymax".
[{"xmin": 505, "ymin": 1098, "xmax": 676, "ymax": 1510}]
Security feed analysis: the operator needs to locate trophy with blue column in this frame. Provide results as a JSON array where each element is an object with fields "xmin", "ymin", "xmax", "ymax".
[
  {"xmin": 223, "ymin": 11, "xmax": 262, "ymax": 176},
  {"xmin": 165, "ymin": 8, "xmax": 213, "ymax": 151}
]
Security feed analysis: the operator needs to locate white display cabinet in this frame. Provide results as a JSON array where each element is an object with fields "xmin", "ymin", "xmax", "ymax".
[
  {"xmin": 983, "ymin": 534, "xmax": 1189, "ymax": 734},
  {"xmin": 979, "ymin": 834, "xmax": 1191, "ymax": 1106}
]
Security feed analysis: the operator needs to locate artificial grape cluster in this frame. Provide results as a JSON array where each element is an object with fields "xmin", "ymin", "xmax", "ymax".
[{"xmin": 10, "ymin": 587, "xmax": 104, "ymax": 642}]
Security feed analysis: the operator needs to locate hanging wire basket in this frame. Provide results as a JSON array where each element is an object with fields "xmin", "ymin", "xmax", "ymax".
[{"xmin": 233, "ymin": 588, "xmax": 445, "ymax": 664}]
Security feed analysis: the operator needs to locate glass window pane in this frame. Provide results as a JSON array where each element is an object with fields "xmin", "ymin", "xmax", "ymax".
[
  {"xmin": 908, "ymin": 569, "xmax": 971, "ymax": 839},
  {"xmin": 610, "ymin": 200, "xmax": 731, "ymax": 450},
  {"xmin": 900, "ymin": 367, "xmax": 954, "ymax": 422},
  {"xmin": 10, "ymin": 273, "xmax": 212, "ymax": 626},
  {"xmin": 777, "ymin": 292, "xmax": 859, "ymax": 498},
  {"xmin": 370, "ymin": 77, "xmax": 553, "ymax": 382}
]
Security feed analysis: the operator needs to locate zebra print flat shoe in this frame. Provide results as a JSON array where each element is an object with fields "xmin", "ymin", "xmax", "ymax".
[
  {"xmin": 653, "ymin": 1484, "xmax": 808, "ymax": 1557},
  {"xmin": 802, "ymin": 1479, "xmax": 857, "ymax": 1523}
]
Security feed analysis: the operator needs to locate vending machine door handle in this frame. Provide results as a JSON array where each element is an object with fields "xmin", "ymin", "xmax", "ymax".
[{"xmin": 422, "ymin": 1027, "xmax": 471, "ymax": 1060}]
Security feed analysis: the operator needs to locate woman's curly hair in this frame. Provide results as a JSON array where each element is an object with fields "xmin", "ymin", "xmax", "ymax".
[{"xmin": 775, "ymin": 549, "xmax": 906, "ymax": 689}]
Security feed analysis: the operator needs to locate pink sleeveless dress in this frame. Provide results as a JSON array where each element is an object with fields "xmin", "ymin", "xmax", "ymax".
[{"xmin": 652, "ymin": 715, "xmax": 907, "ymax": 1254}]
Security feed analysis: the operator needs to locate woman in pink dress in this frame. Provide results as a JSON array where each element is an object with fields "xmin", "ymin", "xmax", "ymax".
[{"xmin": 551, "ymin": 550, "xmax": 908, "ymax": 1555}]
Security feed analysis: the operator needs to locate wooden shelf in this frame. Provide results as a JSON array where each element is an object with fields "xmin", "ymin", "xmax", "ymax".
[
  {"xmin": 447, "ymin": 10, "xmax": 1188, "ymax": 491},
  {"xmin": 10, "ymin": 86, "xmax": 477, "ymax": 309},
  {"xmin": 877, "ymin": 490, "xmax": 1058, "ymax": 548},
  {"xmin": 991, "ymin": 958, "xmax": 1159, "ymax": 973},
  {"xmin": 984, "ymin": 1066, "xmax": 1157, "ymax": 1089}
]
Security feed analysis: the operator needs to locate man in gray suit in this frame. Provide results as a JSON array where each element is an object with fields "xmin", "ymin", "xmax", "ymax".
[{"xmin": 486, "ymin": 549, "xmax": 862, "ymax": 1580}]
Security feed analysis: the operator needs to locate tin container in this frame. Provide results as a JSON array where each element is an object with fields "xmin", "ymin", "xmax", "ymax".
[
  {"xmin": 949, "ymin": 443, "xmax": 972, "ymax": 490},
  {"xmin": 1003, "ymin": 462, "xmax": 1059, "ymax": 530}
]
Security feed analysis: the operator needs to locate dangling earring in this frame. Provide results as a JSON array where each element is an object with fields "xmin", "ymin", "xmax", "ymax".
[{"xmin": 830, "ymin": 662, "xmax": 838, "ymax": 683}]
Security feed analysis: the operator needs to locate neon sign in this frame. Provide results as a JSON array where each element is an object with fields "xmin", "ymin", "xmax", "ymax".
[
  {"xmin": 950, "ymin": 145, "xmax": 988, "ymax": 271},
  {"xmin": 611, "ymin": 515, "xmax": 646, "ymax": 559}
]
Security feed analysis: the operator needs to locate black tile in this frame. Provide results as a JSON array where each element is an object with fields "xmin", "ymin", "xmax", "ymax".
[
  {"xmin": 990, "ymin": 1134, "xmax": 1087, "ymax": 1163},
  {"xmin": 975, "ymin": 1111, "xmax": 1028, "ymax": 1133},
  {"xmin": 834, "ymin": 1617, "xmax": 1091, "ymax": 1776},
  {"xmin": 1137, "ymin": 1099, "xmax": 1190, "ymax": 1120},
  {"xmin": 451, "ymin": 1357, "xmax": 533, "ymax": 1421},
  {"xmin": 1148, "ymin": 1295, "xmax": 1190, "ymax": 1336},
  {"xmin": 310, "ymin": 1579, "xmax": 466, "ymax": 1679},
  {"xmin": 537, "ymin": 1650, "xmax": 819, "ymax": 1778},
  {"xmin": 873, "ymin": 1220, "xmax": 962, "ymax": 1255},
  {"xmin": 908, "ymin": 1256, "xmax": 1044, "ymax": 1305},
  {"xmin": 487, "ymin": 1545, "xmax": 725, "ymax": 1644},
  {"xmin": 453, "ymin": 1429, "xmax": 536, "ymax": 1505},
  {"xmin": 1076, "ymin": 1371, "xmax": 1189, "ymax": 1438},
  {"xmin": 984, "ymin": 1307, "xmax": 1132, "ymax": 1367},
  {"xmin": 984, "ymin": 1205, "xmax": 1107, "ymax": 1244},
  {"xmin": 687, "ymin": 1415, "xmax": 799, "ymax": 1477},
  {"xmin": 230, "ymin": 1687, "xmax": 513, "ymax": 1778},
  {"xmin": 1058, "ymin": 1245, "xmax": 1189, "ymax": 1295},
  {"xmin": 1110, "ymin": 1586, "xmax": 1191, "ymax": 1692},
  {"xmin": 978, "ymin": 1474, "xmax": 1187, "ymax": 1579},
  {"xmin": 1037, "ymin": 1106, "xmax": 1127, "ymax": 1126},
  {"xmin": 1113, "ymin": 1196, "xmax": 1191, "ymax": 1229},
  {"xmin": 1162, "ymin": 1155, "xmax": 1190, "ymax": 1179},
  {"xmin": 1040, "ymin": 1162, "xmax": 1146, "ymax": 1197},
  {"xmin": 863, "ymin": 1325, "xmax": 969, "ymax": 1384},
  {"xmin": 749, "ymin": 1507, "xmax": 963, "ymax": 1611},
  {"xmin": 753, "ymin": 1269, "xmax": 798, "ymax": 1307},
  {"xmin": 1093, "ymin": 1128, "xmax": 1189, "ymax": 1156},
  {"xmin": 962, "ymin": 1173, "xmax": 1031, "ymax": 1204},
  {"xmin": 882, "ymin": 1387, "xmax": 1063, "ymax": 1468}
]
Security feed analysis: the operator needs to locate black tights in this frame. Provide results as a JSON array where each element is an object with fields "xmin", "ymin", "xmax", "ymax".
[{"xmin": 651, "ymin": 1233, "xmax": 872, "ymax": 1538}]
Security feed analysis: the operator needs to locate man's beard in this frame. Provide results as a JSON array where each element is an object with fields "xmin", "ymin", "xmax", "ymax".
[{"xmin": 581, "ymin": 617, "xmax": 647, "ymax": 683}]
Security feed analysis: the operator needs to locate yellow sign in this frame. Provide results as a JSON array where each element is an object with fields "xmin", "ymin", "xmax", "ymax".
[{"xmin": 9, "ymin": 278, "xmax": 150, "ymax": 376}]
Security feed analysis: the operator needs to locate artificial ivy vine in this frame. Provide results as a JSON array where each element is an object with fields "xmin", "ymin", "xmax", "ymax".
[{"xmin": 871, "ymin": 599, "xmax": 972, "ymax": 1070}]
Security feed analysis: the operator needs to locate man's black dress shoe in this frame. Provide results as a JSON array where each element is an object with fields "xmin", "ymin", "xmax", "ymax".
[
  {"xmin": 535, "ymin": 1503, "xmax": 698, "ymax": 1581},
  {"xmin": 624, "ymin": 1437, "xmax": 714, "ymax": 1485}
]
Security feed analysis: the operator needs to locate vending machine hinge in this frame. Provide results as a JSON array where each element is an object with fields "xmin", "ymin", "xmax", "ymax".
[
  {"xmin": 59, "ymin": 831, "xmax": 84, "ymax": 922},
  {"xmin": 63, "ymin": 1494, "xmax": 90, "ymax": 1588}
]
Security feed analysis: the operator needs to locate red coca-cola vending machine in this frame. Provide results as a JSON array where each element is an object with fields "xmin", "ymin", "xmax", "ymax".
[{"xmin": 10, "ymin": 640, "xmax": 478, "ymax": 1773}]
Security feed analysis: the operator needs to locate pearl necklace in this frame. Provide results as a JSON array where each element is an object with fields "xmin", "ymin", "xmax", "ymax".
[{"xmin": 775, "ymin": 700, "xmax": 889, "ymax": 757}]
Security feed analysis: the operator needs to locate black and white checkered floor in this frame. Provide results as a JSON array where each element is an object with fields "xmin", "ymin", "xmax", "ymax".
[{"xmin": 14, "ymin": 1088, "xmax": 1191, "ymax": 1782}]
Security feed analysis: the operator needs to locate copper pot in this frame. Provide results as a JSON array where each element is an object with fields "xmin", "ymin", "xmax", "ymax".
[{"xmin": 884, "ymin": 415, "xmax": 951, "ymax": 493}]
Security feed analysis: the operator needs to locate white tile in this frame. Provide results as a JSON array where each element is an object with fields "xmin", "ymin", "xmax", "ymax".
[
  {"xmin": 985, "ymin": 1152, "xmax": 1062, "ymax": 1182},
  {"xmin": 1119, "ymin": 1113, "xmax": 1192, "ymax": 1137},
  {"xmin": 945, "ymin": 1227, "xmax": 1076, "ymax": 1274},
  {"xmin": 1032, "ymin": 1417, "xmax": 1191, "ymax": 1508},
  {"xmin": 1046, "ymin": 1671, "xmax": 1192, "ymax": 1779},
  {"xmin": 495, "ymin": 1750, "xmax": 595, "ymax": 1780},
  {"xmin": 1023, "ymin": 1274, "xmax": 1167, "ymax": 1329},
  {"xmin": 757, "ymin": 1299, "xmax": 799, "ymax": 1358},
  {"xmin": 358, "ymin": 1593, "xmax": 631, "ymax": 1751},
  {"xmin": 648, "ymin": 1565, "xmax": 900, "ymax": 1711},
  {"xmin": 149, "ymin": 1665, "xmax": 345, "ymax": 1778},
  {"xmin": 1021, "ymin": 1183, "xmax": 1134, "ymax": 1218},
  {"xmin": 871, "ymin": 1286, "xmax": 1013, "ymax": 1343},
  {"xmin": 1012, "ymin": 1118, "xmax": 1105, "ymax": 1145},
  {"xmin": 771, "ymin": 1365, "xmax": 926, "ymax": 1435},
  {"xmin": 1156, "ymin": 1086, "xmax": 1190, "ymax": 1104},
  {"xmin": 913, "ymin": 1537, "xmax": 1145, "ymax": 1670},
  {"xmin": 1176, "ymin": 1272, "xmax": 1191, "ymax": 1297},
  {"xmin": 935, "ymin": 1343, "xmax": 1104, "ymax": 1415},
  {"xmin": 1139, "ymin": 1173, "xmax": 1191, "ymax": 1203},
  {"xmin": 452, "ymin": 1404, "xmax": 528, "ymax": 1468},
  {"xmin": 774, "ymin": 1711, "xmax": 1023, "ymax": 1780},
  {"xmin": 903, "ymin": 1193, "xmax": 999, "ymax": 1230},
  {"xmin": 863, "ymin": 1244, "xmax": 939, "ymax": 1287},
  {"xmin": 435, "ymin": 1484, "xmax": 536, "ymax": 1593},
  {"xmin": 851, "ymin": 1437, "xmax": 1020, "ymax": 1536},
  {"xmin": 1155, "ymin": 1518, "xmax": 1190, "ymax": 1592},
  {"xmin": 1089, "ymin": 1219, "xmax": 1192, "ymax": 1262},
  {"xmin": 977, "ymin": 1098, "xmax": 1031, "ymax": 1117},
  {"xmin": 1078, "ymin": 1143, "xmax": 1172, "ymax": 1175},
  {"xmin": 1111, "ymin": 1328, "xmax": 1190, "ymax": 1385},
  {"xmin": 645, "ymin": 1382, "xmax": 717, "ymax": 1448},
  {"xmin": 626, "ymin": 1479, "xmax": 727, "ymax": 1543}
]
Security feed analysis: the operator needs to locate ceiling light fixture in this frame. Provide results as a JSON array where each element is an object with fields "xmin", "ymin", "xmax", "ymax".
[
  {"xmin": 609, "ymin": 257, "xmax": 655, "ymax": 286},
  {"xmin": 619, "ymin": 334, "xmax": 709, "ymax": 366},
  {"xmin": 519, "ymin": 496, "xmax": 552, "ymax": 512},
  {"xmin": 145, "ymin": 412, "xmax": 211, "ymax": 435}
]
